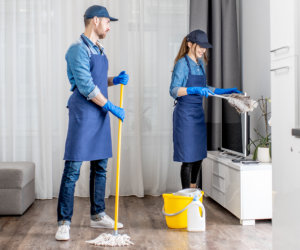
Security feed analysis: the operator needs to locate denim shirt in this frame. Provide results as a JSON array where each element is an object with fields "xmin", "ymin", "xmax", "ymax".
[
  {"xmin": 169, "ymin": 55, "xmax": 215, "ymax": 99},
  {"xmin": 65, "ymin": 34, "xmax": 105, "ymax": 100}
]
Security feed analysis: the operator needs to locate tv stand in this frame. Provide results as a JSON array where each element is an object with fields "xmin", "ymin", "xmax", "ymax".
[{"xmin": 202, "ymin": 151, "xmax": 272, "ymax": 225}]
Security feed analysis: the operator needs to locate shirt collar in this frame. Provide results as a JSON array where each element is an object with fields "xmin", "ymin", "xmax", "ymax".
[
  {"xmin": 96, "ymin": 40, "xmax": 104, "ymax": 52},
  {"xmin": 81, "ymin": 34, "xmax": 104, "ymax": 54},
  {"xmin": 186, "ymin": 54, "xmax": 202, "ymax": 66},
  {"xmin": 81, "ymin": 34, "xmax": 97, "ymax": 48}
]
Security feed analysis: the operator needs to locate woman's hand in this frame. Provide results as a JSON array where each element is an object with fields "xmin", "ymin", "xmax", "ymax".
[
  {"xmin": 214, "ymin": 87, "xmax": 242, "ymax": 95},
  {"xmin": 186, "ymin": 87, "xmax": 215, "ymax": 98}
]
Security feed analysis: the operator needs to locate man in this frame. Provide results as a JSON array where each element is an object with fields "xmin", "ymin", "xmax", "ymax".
[{"xmin": 55, "ymin": 5, "xmax": 129, "ymax": 241}]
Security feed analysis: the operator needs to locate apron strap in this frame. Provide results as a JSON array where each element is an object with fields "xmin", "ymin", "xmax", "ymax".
[
  {"xmin": 198, "ymin": 61, "xmax": 206, "ymax": 75},
  {"xmin": 185, "ymin": 55, "xmax": 207, "ymax": 77},
  {"xmin": 184, "ymin": 55, "xmax": 192, "ymax": 75}
]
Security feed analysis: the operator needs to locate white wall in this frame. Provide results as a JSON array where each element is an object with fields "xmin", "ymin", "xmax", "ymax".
[{"xmin": 239, "ymin": 0, "xmax": 270, "ymax": 147}]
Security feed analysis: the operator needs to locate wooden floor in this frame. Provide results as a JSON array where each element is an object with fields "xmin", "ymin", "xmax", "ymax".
[{"xmin": 0, "ymin": 196, "xmax": 271, "ymax": 250}]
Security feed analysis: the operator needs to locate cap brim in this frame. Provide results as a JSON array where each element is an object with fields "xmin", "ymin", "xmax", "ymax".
[
  {"xmin": 196, "ymin": 42, "xmax": 213, "ymax": 48},
  {"xmin": 109, "ymin": 16, "xmax": 118, "ymax": 21}
]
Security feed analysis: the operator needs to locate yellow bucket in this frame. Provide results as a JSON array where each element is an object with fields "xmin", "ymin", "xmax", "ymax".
[{"xmin": 162, "ymin": 191, "xmax": 204, "ymax": 229}]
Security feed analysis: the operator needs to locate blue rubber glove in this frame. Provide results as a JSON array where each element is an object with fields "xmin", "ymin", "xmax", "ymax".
[
  {"xmin": 103, "ymin": 100, "xmax": 125, "ymax": 122},
  {"xmin": 214, "ymin": 87, "xmax": 242, "ymax": 95},
  {"xmin": 113, "ymin": 71, "xmax": 129, "ymax": 85},
  {"xmin": 186, "ymin": 87, "xmax": 215, "ymax": 98}
]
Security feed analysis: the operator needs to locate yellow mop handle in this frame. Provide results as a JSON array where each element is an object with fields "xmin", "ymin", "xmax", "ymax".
[{"xmin": 114, "ymin": 84, "xmax": 124, "ymax": 233}]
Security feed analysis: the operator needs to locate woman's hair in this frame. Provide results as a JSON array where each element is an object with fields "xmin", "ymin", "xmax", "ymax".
[{"xmin": 173, "ymin": 36, "xmax": 208, "ymax": 69}]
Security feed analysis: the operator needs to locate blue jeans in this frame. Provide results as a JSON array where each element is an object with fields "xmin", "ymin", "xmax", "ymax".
[{"xmin": 57, "ymin": 159, "xmax": 108, "ymax": 225}]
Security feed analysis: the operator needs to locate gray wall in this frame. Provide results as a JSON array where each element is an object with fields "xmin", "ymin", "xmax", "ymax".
[{"xmin": 239, "ymin": 0, "xmax": 270, "ymax": 149}]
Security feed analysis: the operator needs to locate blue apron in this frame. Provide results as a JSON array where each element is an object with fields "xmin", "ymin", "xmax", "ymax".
[
  {"xmin": 64, "ymin": 35, "xmax": 112, "ymax": 161},
  {"xmin": 173, "ymin": 55, "xmax": 207, "ymax": 162}
]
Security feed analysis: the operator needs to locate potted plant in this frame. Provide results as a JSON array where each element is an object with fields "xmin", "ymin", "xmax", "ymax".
[{"xmin": 249, "ymin": 97, "xmax": 271, "ymax": 162}]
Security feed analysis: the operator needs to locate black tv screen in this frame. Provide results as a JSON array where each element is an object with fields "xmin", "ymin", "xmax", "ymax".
[{"xmin": 221, "ymin": 100, "xmax": 250, "ymax": 157}]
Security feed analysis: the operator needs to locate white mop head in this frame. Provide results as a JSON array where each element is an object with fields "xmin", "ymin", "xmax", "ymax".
[
  {"xmin": 86, "ymin": 233, "xmax": 134, "ymax": 247},
  {"xmin": 226, "ymin": 94, "xmax": 258, "ymax": 113}
]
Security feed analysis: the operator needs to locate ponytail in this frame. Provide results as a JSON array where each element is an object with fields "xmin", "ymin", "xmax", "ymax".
[{"xmin": 173, "ymin": 37, "xmax": 189, "ymax": 69}]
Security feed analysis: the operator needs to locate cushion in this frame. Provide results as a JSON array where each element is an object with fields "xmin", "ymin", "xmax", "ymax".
[{"xmin": 0, "ymin": 162, "xmax": 35, "ymax": 189}]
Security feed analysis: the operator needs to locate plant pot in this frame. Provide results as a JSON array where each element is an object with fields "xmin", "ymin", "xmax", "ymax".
[{"xmin": 257, "ymin": 147, "xmax": 271, "ymax": 163}]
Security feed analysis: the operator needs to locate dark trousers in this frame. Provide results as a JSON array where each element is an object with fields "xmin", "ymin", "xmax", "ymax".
[
  {"xmin": 57, "ymin": 159, "xmax": 108, "ymax": 225},
  {"xmin": 180, "ymin": 160, "xmax": 203, "ymax": 189}
]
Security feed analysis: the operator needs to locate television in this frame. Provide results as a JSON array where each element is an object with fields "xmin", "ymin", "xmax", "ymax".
[{"xmin": 221, "ymin": 99, "xmax": 250, "ymax": 158}]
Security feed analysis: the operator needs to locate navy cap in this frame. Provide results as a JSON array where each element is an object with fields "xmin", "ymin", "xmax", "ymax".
[
  {"xmin": 187, "ymin": 29, "xmax": 212, "ymax": 48},
  {"xmin": 84, "ymin": 5, "xmax": 118, "ymax": 21}
]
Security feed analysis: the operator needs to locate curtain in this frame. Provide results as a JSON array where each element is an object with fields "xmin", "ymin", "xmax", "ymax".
[
  {"xmin": 0, "ymin": 0, "xmax": 189, "ymax": 199},
  {"xmin": 189, "ymin": 0, "xmax": 241, "ymax": 150}
]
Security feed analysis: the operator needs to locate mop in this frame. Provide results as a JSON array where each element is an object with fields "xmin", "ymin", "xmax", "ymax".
[
  {"xmin": 211, "ymin": 93, "xmax": 258, "ymax": 113},
  {"xmin": 86, "ymin": 85, "xmax": 134, "ymax": 247}
]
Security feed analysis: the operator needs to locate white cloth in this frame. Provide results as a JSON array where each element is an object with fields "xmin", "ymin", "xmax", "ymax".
[{"xmin": 0, "ymin": 0, "xmax": 189, "ymax": 199}]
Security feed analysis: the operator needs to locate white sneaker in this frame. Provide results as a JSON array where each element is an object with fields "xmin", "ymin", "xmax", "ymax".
[
  {"xmin": 90, "ymin": 214, "xmax": 124, "ymax": 229},
  {"xmin": 55, "ymin": 225, "xmax": 70, "ymax": 241}
]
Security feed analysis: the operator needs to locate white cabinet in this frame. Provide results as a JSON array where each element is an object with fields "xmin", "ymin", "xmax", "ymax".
[
  {"xmin": 270, "ymin": 0, "xmax": 299, "ymax": 60},
  {"xmin": 202, "ymin": 151, "xmax": 272, "ymax": 226},
  {"xmin": 202, "ymin": 156, "xmax": 212, "ymax": 197},
  {"xmin": 271, "ymin": 0, "xmax": 300, "ymax": 249}
]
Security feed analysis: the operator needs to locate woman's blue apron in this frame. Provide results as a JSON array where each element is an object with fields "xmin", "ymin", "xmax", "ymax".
[
  {"xmin": 64, "ymin": 35, "xmax": 112, "ymax": 161},
  {"xmin": 173, "ymin": 55, "xmax": 207, "ymax": 162}
]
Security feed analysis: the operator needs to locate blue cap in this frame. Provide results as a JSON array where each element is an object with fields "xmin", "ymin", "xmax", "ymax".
[
  {"xmin": 84, "ymin": 5, "xmax": 118, "ymax": 21},
  {"xmin": 187, "ymin": 29, "xmax": 212, "ymax": 48}
]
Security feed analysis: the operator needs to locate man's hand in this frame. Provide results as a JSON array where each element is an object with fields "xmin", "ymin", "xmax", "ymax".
[
  {"xmin": 113, "ymin": 71, "xmax": 129, "ymax": 85},
  {"xmin": 102, "ymin": 100, "xmax": 125, "ymax": 121}
]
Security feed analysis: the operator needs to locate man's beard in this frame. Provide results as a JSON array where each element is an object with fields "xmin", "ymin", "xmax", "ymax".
[{"xmin": 98, "ymin": 32, "xmax": 106, "ymax": 39}]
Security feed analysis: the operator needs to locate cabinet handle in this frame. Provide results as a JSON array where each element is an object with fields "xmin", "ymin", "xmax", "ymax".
[
  {"xmin": 270, "ymin": 46, "xmax": 289, "ymax": 53},
  {"xmin": 212, "ymin": 184, "xmax": 225, "ymax": 194},
  {"xmin": 270, "ymin": 66, "xmax": 289, "ymax": 73},
  {"xmin": 213, "ymin": 172, "xmax": 224, "ymax": 179}
]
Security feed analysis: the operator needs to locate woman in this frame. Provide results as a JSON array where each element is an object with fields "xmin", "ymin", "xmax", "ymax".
[{"xmin": 170, "ymin": 29, "xmax": 241, "ymax": 189}]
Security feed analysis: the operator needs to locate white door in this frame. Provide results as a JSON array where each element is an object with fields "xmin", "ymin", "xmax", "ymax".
[{"xmin": 271, "ymin": 56, "xmax": 300, "ymax": 250}]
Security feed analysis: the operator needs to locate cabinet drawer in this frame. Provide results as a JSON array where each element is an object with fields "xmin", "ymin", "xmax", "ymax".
[
  {"xmin": 211, "ymin": 186, "xmax": 225, "ymax": 206},
  {"xmin": 212, "ymin": 173, "xmax": 225, "ymax": 193},
  {"xmin": 202, "ymin": 158, "xmax": 213, "ymax": 197},
  {"xmin": 212, "ymin": 162, "xmax": 225, "ymax": 178}
]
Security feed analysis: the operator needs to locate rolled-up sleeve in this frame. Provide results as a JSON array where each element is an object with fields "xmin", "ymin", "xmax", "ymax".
[
  {"xmin": 66, "ymin": 44, "xmax": 99, "ymax": 99},
  {"xmin": 87, "ymin": 85, "xmax": 100, "ymax": 100},
  {"xmin": 169, "ymin": 60, "xmax": 188, "ymax": 99}
]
